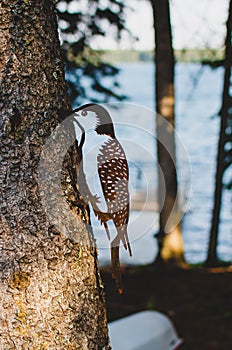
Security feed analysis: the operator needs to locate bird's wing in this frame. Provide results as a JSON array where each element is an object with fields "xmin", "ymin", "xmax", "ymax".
[
  {"xmin": 97, "ymin": 138, "xmax": 131, "ymax": 253},
  {"xmin": 97, "ymin": 139, "xmax": 132, "ymax": 294},
  {"xmin": 97, "ymin": 138, "xmax": 131, "ymax": 294},
  {"xmin": 97, "ymin": 138, "xmax": 130, "ymax": 222}
]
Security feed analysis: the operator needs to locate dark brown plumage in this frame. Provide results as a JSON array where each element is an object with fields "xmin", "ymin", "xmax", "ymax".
[
  {"xmin": 97, "ymin": 138, "xmax": 132, "ymax": 293},
  {"xmin": 73, "ymin": 104, "xmax": 132, "ymax": 293}
]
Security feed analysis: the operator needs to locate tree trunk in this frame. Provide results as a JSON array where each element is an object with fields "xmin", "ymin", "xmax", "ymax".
[
  {"xmin": 150, "ymin": 0, "xmax": 185, "ymax": 265},
  {"xmin": 0, "ymin": 1, "xmax": 110, "ymax": 348},
  {"xmin": 206, "ymin": 0, "xmax": 232, "ymax": 267}
]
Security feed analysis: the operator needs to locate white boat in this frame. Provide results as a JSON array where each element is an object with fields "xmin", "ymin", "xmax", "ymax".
[{"xmin": 108, "ymin": 310, "xmax": 183, "ymax": 350}]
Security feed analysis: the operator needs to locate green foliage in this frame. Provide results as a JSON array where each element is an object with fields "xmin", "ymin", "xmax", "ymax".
[{"xmin": 56, "ymin": 0, "xmax": 129, "ymax": 107}]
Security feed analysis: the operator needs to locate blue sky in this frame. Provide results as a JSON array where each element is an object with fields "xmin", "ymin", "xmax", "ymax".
[{"xmin": 92, "ymin": 0, "xmax": 229, "ymax": 50}]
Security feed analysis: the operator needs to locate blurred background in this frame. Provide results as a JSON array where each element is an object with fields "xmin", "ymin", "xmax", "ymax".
[{"xmin": 57, "ymin": 0, "xmax": 232, "ymax": 267}]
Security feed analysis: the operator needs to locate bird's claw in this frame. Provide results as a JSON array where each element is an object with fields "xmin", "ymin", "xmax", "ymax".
[
  {"xmin": 92, "ymin": 194, "xmax": 100, "ymax": 204},
  {"xmin": 95, "ymin": 211, "xmax": 110, "ymax": 224},
  {"xmin": 93, "ymin": 210, "xmax": 111, "ymax": 240},
  {"xmin": 86, "ymin": 193, "xmax": 100, "ymax": 210}
]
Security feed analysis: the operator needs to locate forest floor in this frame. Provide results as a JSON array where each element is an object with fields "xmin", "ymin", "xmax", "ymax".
[{"xmin": 101, "ymin": 263, "xmax": 232, "ymax": 350}]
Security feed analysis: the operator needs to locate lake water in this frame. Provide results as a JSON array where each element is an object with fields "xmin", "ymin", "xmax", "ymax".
[{"xmin": 92, "ymin": 62, "xmax": 232, "ymax": 265}]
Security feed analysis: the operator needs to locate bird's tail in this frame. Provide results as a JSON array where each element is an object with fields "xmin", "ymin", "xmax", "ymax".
[
  {"xmin": 111, "ymin": 237, "xmax": 123, "ymax": 294},
  {"xmin": 111, "ymin": 227, "xmax": 132, "ymax": 294}
]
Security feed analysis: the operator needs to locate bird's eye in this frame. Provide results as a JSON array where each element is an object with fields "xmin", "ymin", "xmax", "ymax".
[{"xmin": 81, "ymin": 110, "xmax": 87, "ymax": 117}]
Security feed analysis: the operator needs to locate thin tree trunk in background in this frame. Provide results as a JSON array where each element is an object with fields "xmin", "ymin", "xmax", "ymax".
[
  {"xmin": 206, "ymin": 0, "xmax": 232, "ymax": 266},
  {"xmin": 0, "ymin": 1, "xmax": 109, "ymax": 348},
  {"xmin": 150, "ymin": 0, "xmax": 185, "ymax": 264}
]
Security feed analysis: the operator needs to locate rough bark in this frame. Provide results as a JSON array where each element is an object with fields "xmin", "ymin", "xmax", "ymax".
[
  {"xmin": 206, "ymin": 0, "xmax": 232, "ymax": 266},
  {"xmin": 0, "ymin": 1, "xmax": 110, "ymax": 348},
  {"xmin": 150, "ymin": 0, "xmax": 185, "ymax": 265}
]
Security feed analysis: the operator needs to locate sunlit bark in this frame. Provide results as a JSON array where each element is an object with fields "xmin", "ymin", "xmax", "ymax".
[
  {"xmin": 150, "ymin": 0, "xmax": 185, "ymax": 265},
  {"xmin": 0, "ymin": 1, "xmax": 110, "ymax": 348}
]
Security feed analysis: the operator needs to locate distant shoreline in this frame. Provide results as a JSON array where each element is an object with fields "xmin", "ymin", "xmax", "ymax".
[{"xmin": 98, "ymin": 48, "xmax": 224, "ymax": 63}]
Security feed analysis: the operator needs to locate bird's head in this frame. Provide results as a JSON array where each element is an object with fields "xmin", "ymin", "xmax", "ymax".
[{"xmin": 73, "ymin": 103, "xmax": 115, "ymax": 138}]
